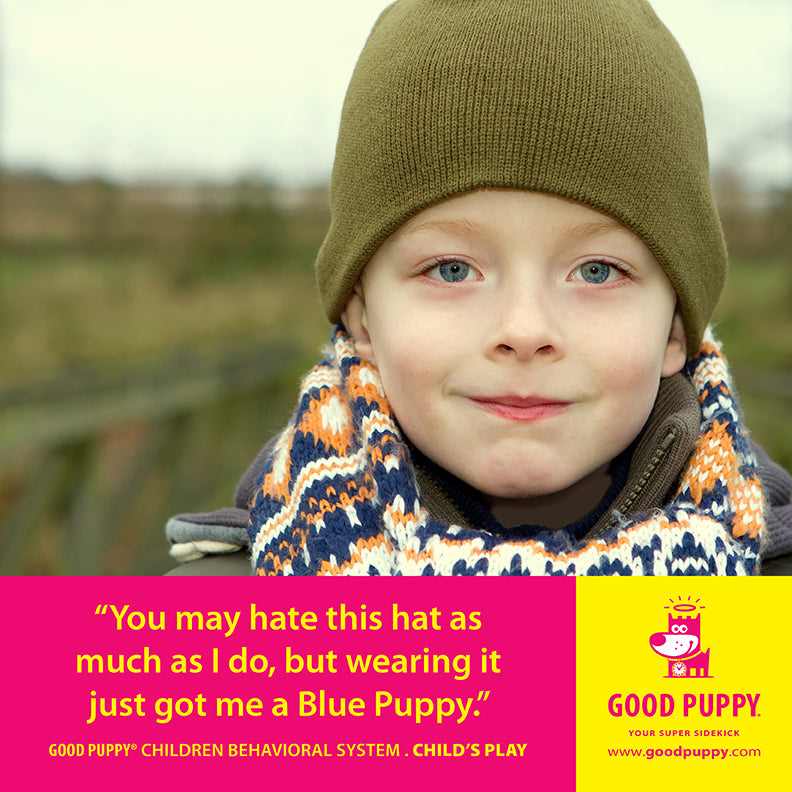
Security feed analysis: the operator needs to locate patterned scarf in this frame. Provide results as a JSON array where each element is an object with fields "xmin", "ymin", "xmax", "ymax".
[{"xmin": 248, "ymin": 328, "xmax": 764, "ymax": 575}]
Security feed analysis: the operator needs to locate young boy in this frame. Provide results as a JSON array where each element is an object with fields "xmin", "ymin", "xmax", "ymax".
[{"xmin": 167, "ymin": 0, "xmax": 792, "ymax": 575}]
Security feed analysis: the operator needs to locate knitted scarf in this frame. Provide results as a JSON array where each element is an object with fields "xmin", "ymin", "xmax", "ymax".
[{"xmin": 248, "ymin": 328, "xmax": 764, "ymax": 575}]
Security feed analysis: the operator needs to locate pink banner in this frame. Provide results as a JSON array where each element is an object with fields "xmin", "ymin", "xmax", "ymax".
[{"xmin": 1, "ymin": 577, "xmax": 575, "ymax": 789}]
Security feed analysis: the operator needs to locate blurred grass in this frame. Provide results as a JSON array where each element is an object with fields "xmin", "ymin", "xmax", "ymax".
[
  {"xmin": 715, "ymin": 256, "xmax": 792, "ymax": 369},
  {"xmin": 0, "ymin": 250, "xmax": 326, "ymax": 381},
  {"xmin": 0, "ymin": 173, "xmax": 330, "ymax": 386},
  {"xmin": 713, "ymin": 254, "xmax": 792, "ymax": 471},
  {"xmin": 0, "ymin": 173, "xmax": 334, "ymax": 573}
]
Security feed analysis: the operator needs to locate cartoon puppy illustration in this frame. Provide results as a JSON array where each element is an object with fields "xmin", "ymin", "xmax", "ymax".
[{"xmin": 649, "ymin": 614, "xmax": 710, "ymax": 678}]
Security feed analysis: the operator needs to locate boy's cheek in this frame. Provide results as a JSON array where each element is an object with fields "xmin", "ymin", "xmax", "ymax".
[{"xmin": 605, "ymin": 352, "xmax": 670, "ymax": 419}]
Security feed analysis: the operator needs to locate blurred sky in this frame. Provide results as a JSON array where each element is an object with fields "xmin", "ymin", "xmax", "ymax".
[{"xmin": 2, "ymin": 0, "xmax": 790, "ymax": 187}]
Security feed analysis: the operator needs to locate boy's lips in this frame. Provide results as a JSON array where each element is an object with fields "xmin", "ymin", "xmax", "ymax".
[{"xmin": 468, "ymin": 395, "xmax": 572, "ymax": 422}]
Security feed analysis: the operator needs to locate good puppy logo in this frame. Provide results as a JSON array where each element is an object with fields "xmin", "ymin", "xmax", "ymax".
[
  {"xmin": 606, "ymin": 595, "xmax": 761, "ymax": 719},
  {"xmin": 649, "ymin": 595, "xmax": 710, "ymax": 679}
]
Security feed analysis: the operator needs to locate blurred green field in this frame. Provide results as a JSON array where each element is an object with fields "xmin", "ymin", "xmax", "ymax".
[
  {"xmin": 0, "ymin": 171, "xmax": 790, "ymax": 573},
  {"xmin": 0, "ymin": 174, "xmax": 330, "ymax": 384},
  {"xmin": 713, "ymin": 253, "xmax": 792, "ymax": 471},
  {"xmin": 0, "ymin": 174, "xmax": 334, "ymax": 573}
]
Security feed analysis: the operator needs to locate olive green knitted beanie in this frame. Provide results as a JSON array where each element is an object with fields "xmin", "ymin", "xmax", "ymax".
[{"xmin": 316, "ymin": 0, "xmax": 726, "ymax": 354}]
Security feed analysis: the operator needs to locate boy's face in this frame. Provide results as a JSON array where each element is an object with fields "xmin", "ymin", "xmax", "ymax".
[{"xmin": 342, "ymin": 190, "xmax": 686, "ymax": 504}]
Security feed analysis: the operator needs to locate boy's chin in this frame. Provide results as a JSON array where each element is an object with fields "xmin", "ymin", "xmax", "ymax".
[
  {"xmin": 478, "ymin": 482, "xmax": 563, "ymax": 502},
  {"xmin": 472, "ymin": 470, "xmax": 602, "ymax": 503},
  {"xmin": 468, "ymin": 465, "xmax": 610, "ymax": 505},
  {"xmin": 471, "ymin": 463, "xmax": 614, "ymax": 526}
]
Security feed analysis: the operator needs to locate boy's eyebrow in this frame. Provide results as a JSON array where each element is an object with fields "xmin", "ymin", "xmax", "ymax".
[
  {"xmin": 399, "ymin": 217, "xmax": 488, "ymax": 239},
  {"xmin": 564, "ymin": 215, "xmax": 625, "ymax": 240}
]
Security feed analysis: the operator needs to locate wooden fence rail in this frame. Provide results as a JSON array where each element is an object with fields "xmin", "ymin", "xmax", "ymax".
[{"xmin": 0, "ymin": 343, "xmax": 301, "ymax": 575}]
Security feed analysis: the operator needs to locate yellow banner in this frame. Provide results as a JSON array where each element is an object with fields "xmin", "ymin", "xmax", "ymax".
[{"xmin": 577, "ymin": 577, "xmax": 791, "ymax": 789}]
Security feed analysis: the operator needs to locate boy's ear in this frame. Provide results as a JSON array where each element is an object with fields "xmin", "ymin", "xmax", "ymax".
[
  {"xmin": 340, "ymin": 285, "xmax": 376, "ymax": 363},
  {"xmin": 661, "ymin": 306, "xmax": 687, "ymax": 377}
]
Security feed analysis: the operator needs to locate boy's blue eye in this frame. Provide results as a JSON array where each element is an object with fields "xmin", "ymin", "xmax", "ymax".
[
  {"xmin": 578, "ymin": 262, "xmax": 612, "ymax": 283},
  {"xmin": 433, "ymin": 261, "xmax": 471, "ymax": 282}
]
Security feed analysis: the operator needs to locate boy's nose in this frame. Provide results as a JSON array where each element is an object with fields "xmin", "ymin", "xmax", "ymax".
[{"xmin": 487, "ymin": 286, "xmax": 564, "ymax": 363}]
